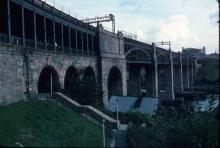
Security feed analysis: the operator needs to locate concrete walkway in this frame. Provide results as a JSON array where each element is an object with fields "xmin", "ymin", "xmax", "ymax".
[{"xmin": 113, "ymin": 124, "xmax": 128, "ymax": 148}]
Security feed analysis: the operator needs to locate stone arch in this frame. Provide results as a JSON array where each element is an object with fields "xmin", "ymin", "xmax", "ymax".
[
  {"xmin": 126, "ymin": 48, "xmax": 151, "ymax": 62},
  {"xmin": 38, "ymin": 65, "xmax": 60, "ymax": 93},
  {"xmin": 83, "ymin": 66, "xmax": 96, "ymax": 81},
  {"xmin": 157, "ymin": 53, "xmax": 169, "ymax": 63},
  {"xmin": 108, "ymin": 66, "xmax": 123, "ymax": 100},
  {"xmin": 64, "ymin": 66, "xmax": 80, "ymax": 91}
]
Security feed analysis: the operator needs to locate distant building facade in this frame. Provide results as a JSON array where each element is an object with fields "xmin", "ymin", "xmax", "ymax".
[{"xmin": 182, "ymin": 47, "xmax": 206, "ymax": 59}]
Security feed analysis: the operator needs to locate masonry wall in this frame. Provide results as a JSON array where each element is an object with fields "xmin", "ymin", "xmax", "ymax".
[
  {"xmin": 0, "ymin": 45, "xmax": 25, "ymax": 105},
  {"xmin": 99, "ymin": 29, "xmax": 127, "ymax": 105},
  {"xmin": 28, "ymin": 50, "xmax": 97, "ymax": 97},
  {"xmin": 0, "ymin": 44, "xmax": 97, "ymax": 105}
]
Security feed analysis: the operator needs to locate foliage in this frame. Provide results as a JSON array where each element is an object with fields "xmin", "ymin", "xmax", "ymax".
[
  {"xmin": 119, "ymin": 112, "xmax": 152, "ymax": 125},
  {"xmin": 127, "ymin": 100, "xmax": 219, "ymax": 148},
  {"xmin": 80, "ymin": 77, "xmax": 103, "ymax": 107},
  {"xmin": 95, "ymin": 107, "xmax": 152, "ymax": 125},
  {"xmin": 65, "ymin": 76, "xmax": 104, "ymax": 107},
  {"xmin": 0, "ymin": 100, "xmax": 112, "ymax": 147},
  {"xmin": 194, "ymin": 62, "xmax": 219, "ymax": 92},
  {"xmin": 65, "ymin": 76, "xmax": 81, "ymax": 102}
]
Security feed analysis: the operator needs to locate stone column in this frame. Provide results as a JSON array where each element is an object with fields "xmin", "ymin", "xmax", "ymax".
[
  {"xmin": 44, "ymin": 16, "xmax": 47, "ymax": 50},
  {"xmin": 179, "ymin": 53, "xmax": 184, "ymax": 92},
  {"xmin": 7, "ymin": 0, "xmax": 11, "ymax": 44},
  {"xmin": 81, "ymin": 32, "xmax": 83, "ymax": 55},
  {"xmin": 169, "ymin": 48, "xmax": 175, "ymax": 100},
  {"xmin": 22, "ymin": 5, "xmax": 25, "ymax": 46},
  {"xmin": 68, "ymin": 27, "xmax": 71, "ymax": 54},
  {"xmin": 92, "ymin": 35, "xmax": 94, "ymax": 56},
  {"xmin": 61, "ymin": 23, "xmax": 64, "ymax": 52},
  {"xmin": 152, "ymin": 43, "xmax": 158, "ymax": 98},
  {"xmin": 87, "ymin": 34, "xmax": 89, "ymax": 55},
  {"xmin": 53, "ymin": 20, "xmax": 55, "ymax": 51},
  {"xmin": 33, "ymin": 11, "xmax": 37, "ymax": 49},
  {"xmin": 75, "ymin": 30, "xmax": 77, "ymax": 54}
]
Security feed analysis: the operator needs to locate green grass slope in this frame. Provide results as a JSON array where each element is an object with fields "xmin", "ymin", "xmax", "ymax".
[{"xmin": 0, "ymin": 100, "xmax": 112, "ymax": 147}]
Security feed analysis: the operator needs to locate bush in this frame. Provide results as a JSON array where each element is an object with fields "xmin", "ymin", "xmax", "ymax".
[
  {"xmin": 65, "ymin": 77, "xmax": 103, "ymax": 107},
  {"xmin": 119, "ymin": 112, "xmax": 152, "ymax": 125},
  {"xmin": 127, "ymin": 103, "xmax": 219, "ymax": 148}
]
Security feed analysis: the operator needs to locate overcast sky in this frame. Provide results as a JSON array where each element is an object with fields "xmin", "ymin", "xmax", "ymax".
[{"xmin": 50, "ymin": 0, "xmax": 218, "ymax": 53}]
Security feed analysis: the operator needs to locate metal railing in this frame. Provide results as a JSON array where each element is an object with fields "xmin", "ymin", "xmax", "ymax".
[
  {"xmin": 11, "ymin": 36, "xmax": 23, "ymax": 46},
  {"xmin": 0, "ymin": 33, "xmax": 9, "ymax": 43},
  {"xmin": 54, "ymin": 92, "xmax": 118, "ymax": 129},
  {"xmin": 0, "ymin": 32, "xmax": 97, "ymax": 57},
  {"xmin": 25, "ymin": 39, "xmax": 35, "ymax": 48},
  {"xmin": 47, "ymin": 44, "xmax": 55, "ymax": 51},
  {"xmin": 64, "ymin": 47, "xmax": 70, "ymax": 53},
  {"xmin": 37, "ymin": 41, "xmax": 45, "ymax": 49}
]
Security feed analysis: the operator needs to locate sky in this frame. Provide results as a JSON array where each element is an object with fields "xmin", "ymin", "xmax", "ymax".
[{"xmin": 50, "ymin": 0, "xmax": 219, "ymax": 53}]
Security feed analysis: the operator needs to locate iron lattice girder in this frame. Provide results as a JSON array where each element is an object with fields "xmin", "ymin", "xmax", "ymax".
[
  {"xmin": 82, "ymin": 14, "xmax": 114, "ymax": 24},
  {"xmin": 82, "ymin": 14, "xmax": 115, "ymax": 33}
]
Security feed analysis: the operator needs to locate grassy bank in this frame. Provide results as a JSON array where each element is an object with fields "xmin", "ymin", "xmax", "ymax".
[{"xmin": 0, "ymin": 100, "xmax": 112, "ymax": 147}]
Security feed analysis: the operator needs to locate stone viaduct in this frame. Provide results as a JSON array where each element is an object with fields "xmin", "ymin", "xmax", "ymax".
[{"xmin": 0, "ymin": 0, "xmax": 197, "ymax": 106}]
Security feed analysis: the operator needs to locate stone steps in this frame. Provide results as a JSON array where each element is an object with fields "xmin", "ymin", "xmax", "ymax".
[{"xmin": 53, "ymin": 92, "xmax": 118, "ymax": 129}]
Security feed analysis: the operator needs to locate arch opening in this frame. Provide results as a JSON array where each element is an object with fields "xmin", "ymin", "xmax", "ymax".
[
  {"xmin": 64, "ymin": 66, "xmax": 80, "ymax": 92},
  {"xmin": 157, "ymin": 54, "xmax": 169, "ymax": 64},
  {"xmin": 108, "ymin": 66, "xmax": 123, "ymax": 100},
  {"xmin": 38, "ymin": 66, "xmax": 60, "ymax": 93},
  {"xmin": 126, "ymin": 49, "xmax": 150, "ymax": 62},
  {"xmin": 83, "ymin": 67, "xmax": 96, "ymax": 81}
]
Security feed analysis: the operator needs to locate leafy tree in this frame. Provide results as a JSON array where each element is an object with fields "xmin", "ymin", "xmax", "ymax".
[
  {"xmin": 127, "ymin": 100, "xmax": 219, "ymax": 148},
  {"xmin": 195, "ymin": 62, "xmax": 219, "ymax": 85},
  {"xmin": 65, "ymin": 76, "xmax": 103, "ymax": 107}
]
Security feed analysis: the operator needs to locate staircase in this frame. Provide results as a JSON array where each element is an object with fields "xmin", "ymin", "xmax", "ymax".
[
  {"xmin": 134, "ymin": 96, "xmax": 143, "ymax": 108},
  {"xmin": 53, "ymin": 92, "xmax": 118, "ymax": 129}
]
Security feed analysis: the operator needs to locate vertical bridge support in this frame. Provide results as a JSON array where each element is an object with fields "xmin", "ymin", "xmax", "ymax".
[
  {"xmin": 169, "ymin": 48, "xmax": 175, "ymax": 100},
  {"xmin": 152, "ymin": 43, "xmax": 159, "ymax": 98},
  {"xmin": 179, "ymin": 53, "xmax": 184, "ymax": 93}
]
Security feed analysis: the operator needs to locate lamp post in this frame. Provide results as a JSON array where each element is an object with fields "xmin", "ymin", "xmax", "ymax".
[
  {"xmin": 50, "ymin": 72, "xmax": 53, "ymax": 95},
  {"xmin": 102, "ymin": 119, "xmax": 105, "ymax": 148},
  {"xmin": 116, "ymin": 98, "xmax": 119, "ymax": 128}
]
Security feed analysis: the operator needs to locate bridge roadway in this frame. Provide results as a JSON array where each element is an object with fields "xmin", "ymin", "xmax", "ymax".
[{"xmin": 0, "ymin": 0, "xmax": 197, "ymax": 106}]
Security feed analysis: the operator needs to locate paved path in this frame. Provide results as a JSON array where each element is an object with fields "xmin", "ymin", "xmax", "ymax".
[{"xmin": 114, "ymin": 124, "xmax": 128, "ymax": 148}]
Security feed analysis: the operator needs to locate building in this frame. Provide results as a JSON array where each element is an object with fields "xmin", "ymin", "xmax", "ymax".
[{"xmin": 182, "ymin": 47, "xmax": 206, "ymax": 59}]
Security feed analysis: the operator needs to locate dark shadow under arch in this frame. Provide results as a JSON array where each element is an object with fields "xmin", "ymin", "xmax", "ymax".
[
  {"xmin": 83, "ymin": 66, "xmax": 96, "ymax": 81},
  {"xmin": 158, "ymin": 68, "xmax": 169, "ymax": 92},
  {"xmin": 38, "ymin": 66, "xmax": 60, "ymax": 93},
  {"xmin": 64, "ymin": 66, "xmax": 80, "ymax": 91},
  {"xmin": 108, "ymin": 66, "xmax": 123, "ymax": 100},
  {"xmin": 157, "ymin": 54, "xmax": 169, "ymax": 64}
]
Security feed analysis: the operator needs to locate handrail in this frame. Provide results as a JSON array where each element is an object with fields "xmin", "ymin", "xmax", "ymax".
[{"xmin": 54, "ymin": 92, "xmax": 118, "ymax": 129}]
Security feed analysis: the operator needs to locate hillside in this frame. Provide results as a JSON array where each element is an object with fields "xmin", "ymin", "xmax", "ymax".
[{"xmin": 0, "ymin": 100, "xmax": 112, "ymax": 147}]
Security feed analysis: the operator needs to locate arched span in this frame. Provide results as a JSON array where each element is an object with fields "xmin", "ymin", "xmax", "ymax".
[
  {"xmin": 64, "ymin": 66, "xmax": 80, "ymax": 101},
  {"xmin": 108, "ymin": 66, "xmax": 123, "ymax": 100},
  {"xmin": 64, "ymin": 66, "xmax": 80, "ymax": 91},
  {"xmin": 172, "ymin": 55, "xmax": 179, "ymax": 64},
  {"xmin": 126, "ymin": 48, "xmax": 151, "ymax": 62},
  {"xmin": 38, "ymin": 66, "xmax": 60, "ymax": 93},
  {"xmin": 83, "ymin": 66, "xmax": 96, "ymax": 81},
  {"xmin": 157, "ymin": 53, "xmax": 169, "ymax": 64}
]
